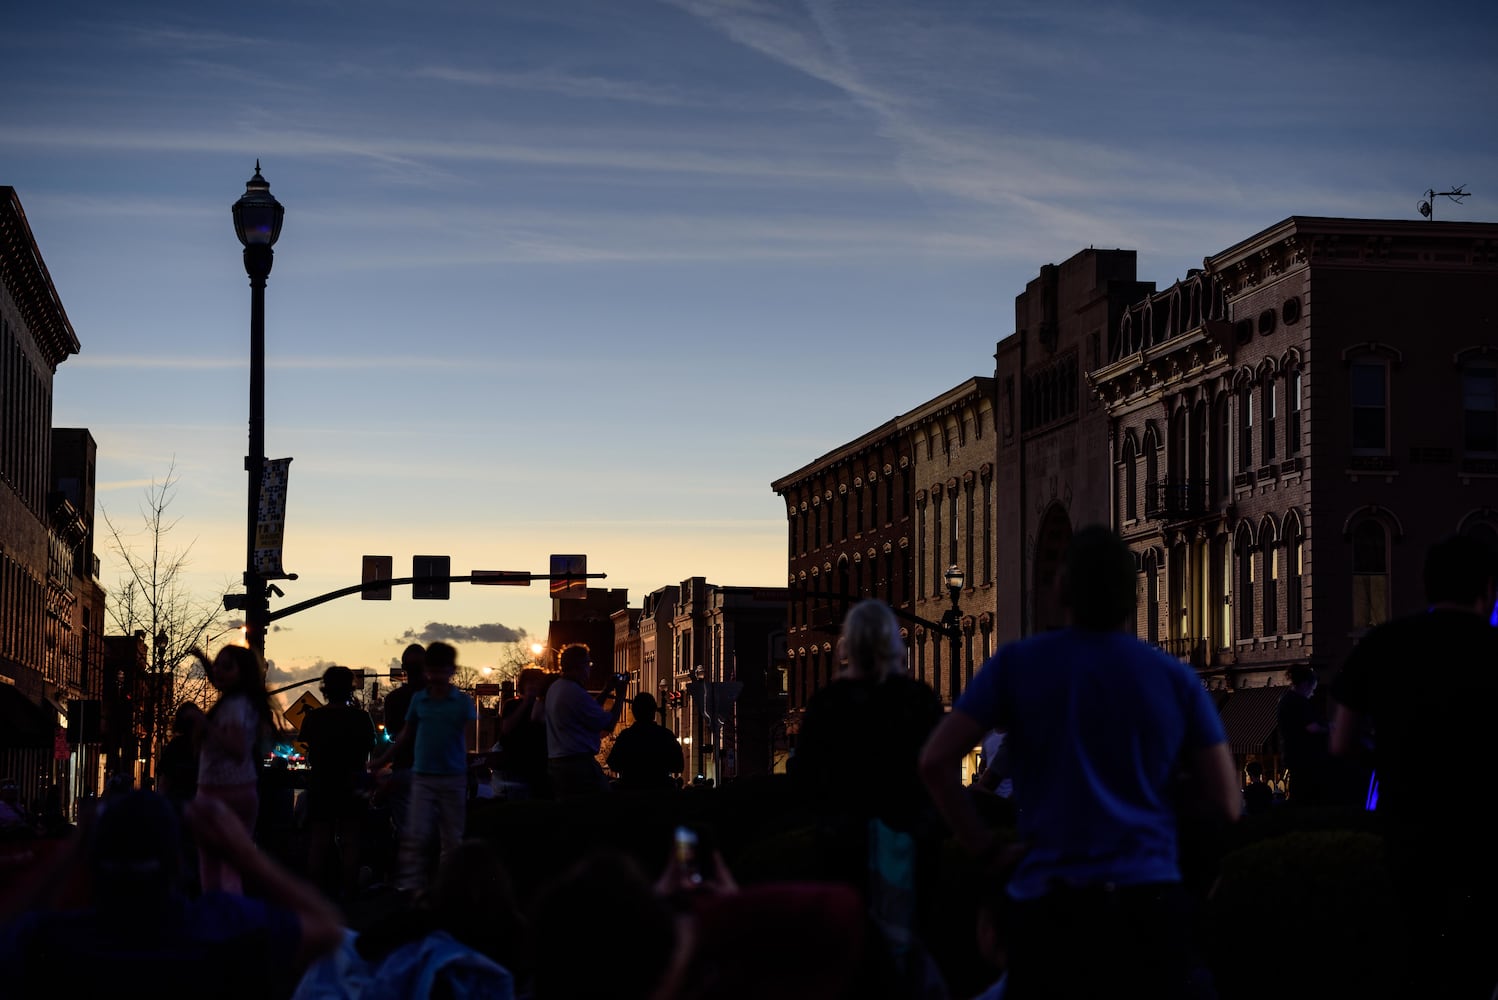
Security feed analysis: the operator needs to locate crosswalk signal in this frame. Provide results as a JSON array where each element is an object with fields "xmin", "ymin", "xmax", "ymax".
[{"xmin": 413, "ymin": 555, "xmax": 451, "ymax": 600}]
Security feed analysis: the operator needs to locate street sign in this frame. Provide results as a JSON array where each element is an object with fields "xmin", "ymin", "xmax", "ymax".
[
  {"xmin": 413, "ymin": 555, "xmax": 451, "ymax": 600},
  {"xmin": 550, "ymin": 554, "xmax": 587, "ymax": 599},
  {"xmin": 283, "ymin": 690, "xmax": 323, "ymax": 731},
  {"xmin": 474, "ymin": 683, "xmax": 502, "ymax": 697},
  {"xmin": 361, "ymin": 555, "xmax": 392, "ymax": 601},
  {"xmin": 472, "ymin": 570, "xmax": 531, "ymax": 586}
]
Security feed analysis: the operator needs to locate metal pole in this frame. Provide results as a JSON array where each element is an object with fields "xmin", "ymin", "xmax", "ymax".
[{"xmin": 244, "ymin": 249, "xmax": 271, "ymax": 655}]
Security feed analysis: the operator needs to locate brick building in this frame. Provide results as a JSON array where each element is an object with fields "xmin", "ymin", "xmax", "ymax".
[
  {"xmin": 0, "ymin": 186, "xmax": 105, "ymax": 813},
  {"xmin": 1090, "ymin": 216, "xmax": 1498, "ymax": 758},
  {"xmin": 771, "ymin": 421, "xmax": 915, "ymax": 722}
]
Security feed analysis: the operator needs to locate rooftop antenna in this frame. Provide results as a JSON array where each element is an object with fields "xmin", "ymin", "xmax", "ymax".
[{"xmin": 1417, "ymin": 185, "xmax": 1472, "ymax": 220}]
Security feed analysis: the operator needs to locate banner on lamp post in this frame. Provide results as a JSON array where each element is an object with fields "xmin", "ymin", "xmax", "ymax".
[{"xmin": 254, "ymin": 457, "xmax": 294, "ymax": 579}]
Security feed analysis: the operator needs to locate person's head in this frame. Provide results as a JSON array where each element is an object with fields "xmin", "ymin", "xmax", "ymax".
[
  {"xmin": 1424, "ymin": 533, "xmax": 1498, "ymax": 610},
  {"xmin": 531, "ymin": 851, "xmax": 676, "ymax": 1000},
  {"xmin": 558, "ymin": 644, "xmax": 591, "ymax": 680},
  {"xmin": 837, "ymin": 600, "xmax": 906, "ymax": 682},
  {"xmin": 631, "ymin": 692, "xmax": 658, "ymax": 724},
  {"xmin": 1287, "ymin": 664, "xmax": 1317, "ymax": 694},
  {"xmin": 1060, "ymin": 525, "xmax": 1138, "ymax": 630},
  {"xmin": 171, "ymin": 702, "xmax": 204, "ymax": 736},
  {"xmin": 1246, "ymin": 760, "xmax": 1264, "ymax": 781},
  {"xmin": 401, "ymin": 643, "xmax": 428, "ymax": 688},
  {"xmin": 424, "ymin": 642, "xmax": 457, "ymax": 689},
  {"xmin": 518, "ymin": 666, "xmax": 547, "ymax": 697},
  {"xmin": 320, "ymin": 665, "xmax": 356, "ymax": 703},
  {"xmin": 90, "ymin": 791, "xmax": 181, "ymax": 906},
  {"xmin": 210, "ymin": 645, "xmax": 266, "ymax": 697},
  {"xmin": 426, "ymin": 839, "xmax": 525, "ymax": 969}
]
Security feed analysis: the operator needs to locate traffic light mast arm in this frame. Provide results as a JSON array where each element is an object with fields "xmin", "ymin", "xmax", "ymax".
[{"xmin": 263, "ymin": 573, "xmax": 608, "ymax": 623}]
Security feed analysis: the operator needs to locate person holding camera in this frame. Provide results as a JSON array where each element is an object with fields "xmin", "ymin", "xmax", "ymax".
[{"xmin": 544, "ymin": 645, "xmax": 628, "ymax": 798}]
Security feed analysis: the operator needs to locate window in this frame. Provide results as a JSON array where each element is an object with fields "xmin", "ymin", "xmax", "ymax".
[
  {"xmin": 1287, "ymin": 370, "xmax": 1302, "ymax": 456},
  {"xmin": 1237, "ymin": 530, "xmax": 1255, "ymax": 639},
  {"xmin": 856, "ymin": 486, "xmax": 865, "ymax": 534},
  {"xmin": 1262, "ymin": 374, "xmax": 1277, "ymax": 462},
  {"xmin": 1263, "ymin": 541, "xmax": 1279, "ymax": 636},
  {"xmin": 1122, "ymin": 437, "xmax": 1138, "ymax": 521},
  {"xmin": 1464, "ymin": 365, "xmax": 1497, "ymax": 454},
  {"xmin": 1351, "ymin": 520, "xmax": 1389, "ymax": 630},
  {"xmin": 1350, "ymin": 362, "xmax": 1388, "ymax": 453},
  {"xmin": 1286, "ymin": 518, "xmax": 1304, "ymax": 633},
  {"xmin": 1212, "ymin": 392, "xmax": 1231, "ymax": 502},
  {"xmin": 1238, "ymin": 383, "xmax": 1254, "ymax": 471},
  {"xmin": 1145, "ymin": 552, "xmax": 1159, "ymax": 644},
  {"xmin": 932, "ymin": 495, "xmax": 943, "ymax": 596},
  {"xmin": 1144, "ymin": 428, "xmax": 1159, "ymax": 517}
]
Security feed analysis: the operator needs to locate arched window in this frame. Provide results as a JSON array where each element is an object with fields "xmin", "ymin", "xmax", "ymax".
[
  {"xmin": 1212, "ymin": 391, "xmax": 1231, "ymax": 502},
  {"xmin": 1145, "ymin": 550, "xmax": 1160, "ymax": 645},
  {"xmin": 1286, "ymin": 514, "xmax": 1304, "ymax": 633},
  {"xmin": 1236, "ymin": 527, "xmax": 1255, "ymax": 639},
  {"xmin": 1238, "ymin": 380, "xmax": 1254, "ymax": 471},
  {"xmin": 1286, "ymin": 369, "xmax": 1303, "ymax": 457},
  {"xmin": 1122, "ymin": 436, "xmax": 1138, "ymax": 521},
  {"xmin": 1351, "ymin": 519, "xmax": 1390, "ymax": 630},
  {"xmin": 1261, "ymin": 518, "xmax": 1279, "ymax": 636},
  {"xmin": 1144, "ymin": 426, "xmax": 1159, "ymax": 517},
  {"xmin": 1262, "ymin": 371, "xmax": 1278, "ymax": 463}
]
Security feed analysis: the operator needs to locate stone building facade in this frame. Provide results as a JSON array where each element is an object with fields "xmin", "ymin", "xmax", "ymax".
[
  {"xmin": 1090, "ymin": 216, "xmax": 1498, "ymax": 754},
  {"xmin": 905, "ymin": 378, "xmax": 996, "ymax": 705},
  {"xmin": 994, "ymin": 250, "xmax": 1155, "ymax": 644}
]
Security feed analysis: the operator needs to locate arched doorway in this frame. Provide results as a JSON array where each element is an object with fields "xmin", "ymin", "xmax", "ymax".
[{"xmin": 1032, "ymin": 503, "xmax": 1073, "ymax": 633}]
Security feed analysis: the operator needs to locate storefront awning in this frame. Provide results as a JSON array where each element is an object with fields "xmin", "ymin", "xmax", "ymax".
[
  {"xmin": 0, "ymin": 682, "xmax": 57, "ymax": 749},
  {"xmin": 1217, "ymin": 685, "xmax": 1286, "ymax": 756}
]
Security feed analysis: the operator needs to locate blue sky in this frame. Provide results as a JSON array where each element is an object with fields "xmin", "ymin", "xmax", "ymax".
[{"xmin": 4, "ymin": 0, "xmax": 1495, "ymax": 689}]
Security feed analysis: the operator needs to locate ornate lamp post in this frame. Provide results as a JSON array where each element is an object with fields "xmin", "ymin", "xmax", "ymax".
[
  {"xmin": 231, "ymin": 163, "xmax": 284, "ymax": 655},
  {"xmin": 942, "ymin": 565, "xmax": 965, "ymax": 702}
]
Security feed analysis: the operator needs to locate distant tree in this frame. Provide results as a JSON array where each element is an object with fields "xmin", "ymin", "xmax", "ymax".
[{"xmin": 102, "ymin": 465, "xmax": 236, "ymax": 779}]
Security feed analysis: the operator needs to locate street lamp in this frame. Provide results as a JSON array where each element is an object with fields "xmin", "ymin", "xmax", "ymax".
[
  {"xmin": 942, "ymin": 565, "xmax": 965, "ymax": 702},
  {"xmin": 232, "ymin": 162, "xmax": 284, "ymax": 656}
]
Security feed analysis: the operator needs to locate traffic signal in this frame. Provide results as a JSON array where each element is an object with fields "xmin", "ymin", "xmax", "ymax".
[
  {"xmin": 413, "ymin": 555, "xmax": 450, "ymax": 600},
  {"xmin": 362, "ymin": 555, "xmax": 393, "ymax": 601}
]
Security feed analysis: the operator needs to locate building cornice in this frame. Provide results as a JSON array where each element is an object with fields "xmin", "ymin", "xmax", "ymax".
[{"xmin": 0, "ymin": 187, "xmax": 81, "ymax": 368}]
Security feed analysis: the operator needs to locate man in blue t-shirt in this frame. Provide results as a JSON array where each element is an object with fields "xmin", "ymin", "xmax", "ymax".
[
  {"xmin": 371, "ymin": 641, "xmax": 477, "ymax": 892},
  {"xmin": 920, "ymin": 526, "xmax": 1237, "ymax": 999}
]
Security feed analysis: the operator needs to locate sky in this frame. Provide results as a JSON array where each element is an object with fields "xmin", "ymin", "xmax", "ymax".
[{"xmin": 4, "ymin": 0, "xmax": 1496, "ymax": 693}]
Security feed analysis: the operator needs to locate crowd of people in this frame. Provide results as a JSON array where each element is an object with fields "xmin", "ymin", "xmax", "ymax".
[{"xmin": 1, "ymin": 525, "xmax": 1493, "ymax": 998}]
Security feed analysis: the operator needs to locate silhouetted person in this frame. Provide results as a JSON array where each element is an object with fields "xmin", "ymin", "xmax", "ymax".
[
  {"xmin": 921, "ymin": 526, "xmax": 1238, "ymax": 1000},
  {"xmin": 379, "ymin": 643, "xmax": 427, "ymax": 841},
  {"xmin": 1331, "ymin": 534, "xmax": 1498, "ymax": 998},
  {"xmin": 1241, "ymin": 761, "xmax": 1272, "ymax": 817},
  {"xmin": 301, "ymin": 666, "xmax": 376, "ymax": 900},
  {"xmin": 607, "ymin": 692, "xmax": 685, "ymax": 792},
  {"xmin": 495, "ymin": 668, "xmax": 552, "ymax": 799},
  {"xmin": 1277, "ymin": 665, "xmax": 1329, "ymax": 806},
  {"xmin": 192, "ymin": 645, "xmax": 273, "ymax": 894},
  {"xmin": 544, "ymin": 645, "xmax": 627, "ymax": 798},
  {"xmin": 794, "ymin": 598, "xmax": 943, "ymax": 986},
  {"xmin": 371, "ymin": 641, "xmax": 476, "ymax": 893},
  {"xmin": 159, "ymin": 702, "xmax": 204, "ymax": 810},
  {"xmin": 0, "ymin": 792, "xmax": 342, "ymax": 998}
]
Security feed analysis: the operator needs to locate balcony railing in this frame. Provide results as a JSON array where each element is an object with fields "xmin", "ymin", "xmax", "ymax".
[{"xmin": 1147, "ymin": 479, "xmax": 1212, "ymax": 520}]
